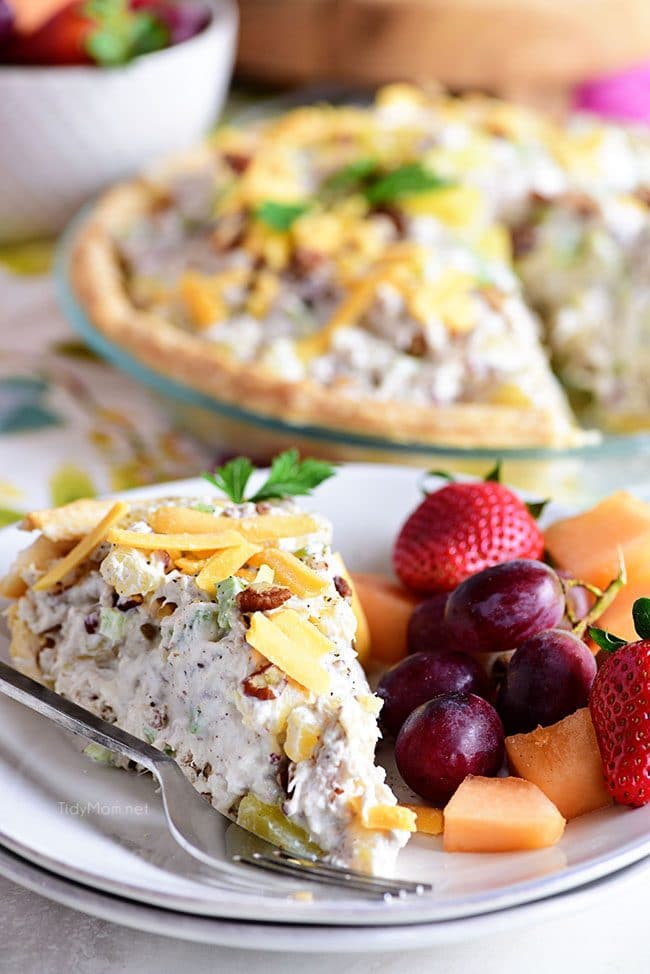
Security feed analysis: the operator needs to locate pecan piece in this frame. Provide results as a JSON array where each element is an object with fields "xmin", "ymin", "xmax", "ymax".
[
  {"xmin": 236, "ymin": 585, "xmax": 292, "ymax": 613},
  {"xmin": 634, "ymin": 186, "xmax": 650, "ymax": 207},
  {"xmin": 510, "ymin": 224, "xmax": 536, "ymax": 259},
  {"xmin": 559, "ymin": 190, "xmax": 599, "ymax": 218},
  {"xmin": 333, "ymin": 575, "xmax": 352, "ymax": 600},
  {"xmin": 242, "ymin": 664, "xmax": 279, "ymax": 701},
  {"xmin": 223, "ymin": 151, "xmax": 251, "ymax": 174}
]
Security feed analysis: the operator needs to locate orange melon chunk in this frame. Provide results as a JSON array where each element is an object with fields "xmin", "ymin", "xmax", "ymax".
[
  {"xmin": 443, "ymin": 776, "xmax": 566, "ymax": 853},
  {"xmin": 351, "ymin": 573, "xmax": 419, "ymax": 664},
  {"xmin": 544, "ymin": 491, "xmax": 650, "ymax": 590},
  {"xmin": 505, "ymin": 708, "xmax": 611, "ymax": 820},
  {"xmin": 544, "ymin": 491, "xmax": 650, "ymax": 643}
]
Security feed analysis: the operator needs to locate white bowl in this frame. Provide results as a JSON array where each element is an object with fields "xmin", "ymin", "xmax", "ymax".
[{"xmin": 0, "ymin": 0, "xmax": 238, "ymax": 242}]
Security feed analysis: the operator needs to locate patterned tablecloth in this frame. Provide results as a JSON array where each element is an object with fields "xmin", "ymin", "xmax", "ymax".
[{"xmin": 0, "ymin": 243, "xmax": 217, "ymax": 523}]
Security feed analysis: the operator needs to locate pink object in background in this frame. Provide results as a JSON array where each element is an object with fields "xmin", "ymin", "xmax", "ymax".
[{"xmin": 574, "ymin": 61, "xmax": 650, "ymax": 124}]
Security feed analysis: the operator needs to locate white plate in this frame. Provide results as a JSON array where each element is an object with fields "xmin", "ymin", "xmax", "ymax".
[
  {"xmin": 1, "ymin": 841, "xmax": 648, "ymax": 952},
  {"xmin": 0, "ymin": 463, "xmax": 649, "ymax": 927}
]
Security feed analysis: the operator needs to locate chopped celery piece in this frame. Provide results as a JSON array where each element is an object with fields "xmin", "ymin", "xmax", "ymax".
[
  {"xmin": 99, "ymin": 607, "xmax": 127, "ymax": 644},
  {"xmin": 236, "ymin": 793, "xmax": 323, "ymax": 858},
  {"xmin": 83, "ymin": 742, "xmax": 114, "ymax": 764},
  {"xmin": 215, "ymin": 575, "xmax": 246, "ymax": 630}
]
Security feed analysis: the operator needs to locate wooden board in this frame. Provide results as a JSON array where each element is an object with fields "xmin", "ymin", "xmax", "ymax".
[{"xmin": 236, "ymin": 0, "xmax": 650, "ymax": 105}]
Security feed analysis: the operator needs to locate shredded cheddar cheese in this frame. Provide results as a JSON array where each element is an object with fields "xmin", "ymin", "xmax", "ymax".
[{"xmin": 34, "ymin": 502, "xmax": 129, "ymax": 592}]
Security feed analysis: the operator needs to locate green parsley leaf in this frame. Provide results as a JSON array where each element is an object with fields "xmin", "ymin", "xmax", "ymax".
[
  {"xmin": 633, "ymin": 597, "xmax": 650, "ymax": 641},
  {"xmin": 255, "ymin": 201, "xmax": 310, "ymax": 232},
  {"xmin": 364, "ymin": 163, "xmax": 454, "ymax": 205},
  {"xmin": 587, "ymin": 627, "xmax": 627, "ymax": 654},
  {"xmin": 202, "ymin": 456, "xmax": 254, "ymax": 504},
  {"xmin": 249, "ymin": 450, "xmax": 335, "ymax": 502},
  {"xmin": 321, "ymin": 158, "xmax": 379, "ymax": 195},
  {"xmin": 202, "ymin": 450, "xmax": 336, "ymax": 504}
]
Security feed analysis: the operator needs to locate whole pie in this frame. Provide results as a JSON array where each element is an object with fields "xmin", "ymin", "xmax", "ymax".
[{"xmin": 71, "ymin": 85, "xmax": 650, "ymax": 448}]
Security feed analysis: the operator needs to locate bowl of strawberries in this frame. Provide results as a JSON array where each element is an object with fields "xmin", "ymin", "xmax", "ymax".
[{"xmin": 0, "ymin": 0, "xmax": 237, "ymax": 242}]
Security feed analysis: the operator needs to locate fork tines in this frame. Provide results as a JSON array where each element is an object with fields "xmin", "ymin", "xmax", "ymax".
[{"xmin": 233, "ymin": 849, "xmax": 433, "ymax": 899}]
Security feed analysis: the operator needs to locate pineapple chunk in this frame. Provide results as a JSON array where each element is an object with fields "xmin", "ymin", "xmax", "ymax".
[
  {"xmin": 246, "ymin": 612, "xmax": 331, "ymax": 695},
  {"xmin": 236, "ymin": 794, "xmax": 322, "ymax": 858},
  {"xmin": 195, "ymin": 542, "xmax": 261, "ymax": 592},
  {"xmin": 284, "ymin": 707, "xmax": 321, "ymax": 763},
  {"xmin": 350, "ymin": 797, "xmax": 417, "ymax": 832},
  {"xmin": 401, "ymin": 185, "xmax": 484, "ymax": 228},
  {"xmin": 404, "ymin": 804, "xmax": 444, "ymax": 836},
  {"xmin": 253, "ymin": 564, "xmax": 275, "ymax": 585},
  {"xmin": 249, "ymin": 548, "xmax": 329, "ymax": 598}
]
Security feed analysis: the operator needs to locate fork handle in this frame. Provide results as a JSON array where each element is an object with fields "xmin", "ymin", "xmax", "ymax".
[{"xmin": 0, "ymin": 659, "xmax": 168, "ymax": 773}]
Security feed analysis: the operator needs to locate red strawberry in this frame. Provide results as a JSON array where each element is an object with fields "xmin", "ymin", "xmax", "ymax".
[
  {"xmin": 5, "ymin": 2, "xmax": 94, "ymax": 64},
  {"xmin": 393, "ymin": 470, "xmax": 544, "ymax": 594},
  {"xmin": 589, "ymin": 599, "xmax": 650, "ymax": 807}
]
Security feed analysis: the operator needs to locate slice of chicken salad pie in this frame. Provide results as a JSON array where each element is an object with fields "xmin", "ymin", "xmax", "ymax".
[{"xmin": 0, "ymin": 456, "xmax": 414, "ymax": 876}]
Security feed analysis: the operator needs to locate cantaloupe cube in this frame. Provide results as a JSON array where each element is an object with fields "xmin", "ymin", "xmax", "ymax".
[
  {"xmin": 505, "ymin": 708, "xmax": 611, "ymax": 820},
  {"xmin": 595, "ymin": 580, "xmax": 650, "ymax": 644},
  {"xmin": 350, "ymin": 573, "xmax": 419, "ymax": 664},
  {"xmin": 443, "ymin": 776, "xmax": 566, "ymax": 853},
  {"xmin": 544, "ymin": 491, "xmax": 650, "ymax": 590}
]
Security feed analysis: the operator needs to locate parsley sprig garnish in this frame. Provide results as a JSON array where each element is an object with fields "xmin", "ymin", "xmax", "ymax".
[
  {"xmin": 202, "ymin": 450, "xmax": 336, "ymax": 504},
  {"xmin": 253, "ymin": 161, "xmax": 455, "ymax": 233},
  {"xmin": 254, "ymin": 201, "xmax": 310, "ymax": 231}
]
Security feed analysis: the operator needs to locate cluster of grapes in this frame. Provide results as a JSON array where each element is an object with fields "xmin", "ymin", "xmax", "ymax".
[{"xmin": 377, "ymin": 560, "xmax": 597, "ymax": 805}]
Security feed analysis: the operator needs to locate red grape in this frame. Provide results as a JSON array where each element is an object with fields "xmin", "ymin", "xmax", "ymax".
[
  {"xmin": 444, "ymin": 560, "xmax": 565, "ymax": 654},
  {"xmin": 407, "ymin": 593, "xmax": 453, "ymax": 654},
  {"xmin": 395, "ymin": 692, "xmax": 504, "ymax": 805},
  {"xmin": 497, "ymin": 629, "xmax": 597, "ymax": 733},
  {"xmin": 556, "ymin": 571, "xmax": 593, "ymax": 629},
  {"xmin": 0, "ymin": 0, "xmax": 13, "ymax": 47},
  {"xmin": 377, "ymin": 650, "xmax": 492, "ymax": 737}
]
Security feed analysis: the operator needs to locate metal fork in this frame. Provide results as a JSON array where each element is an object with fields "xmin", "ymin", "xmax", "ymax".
[{"xmin": 0, "ymin": 660, "xmax": 430, "ymax": 899}]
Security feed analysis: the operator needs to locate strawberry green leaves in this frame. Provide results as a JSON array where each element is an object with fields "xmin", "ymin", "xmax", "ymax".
[
  {"xmin": 202, "ymin": 450, "xmax": 336, "ymax": 504},
  {"xmin": 84, "ymin": 0, "xmax": 169, "ymax": 66},
  {"xmin": 633, "ymin": 597, "xmax": 650, "ymax": 640},
  {"xmin": 587, "ymin": 596, "xmax": 650, "ymax": 653},
  {"xmin": 588, "ymin": 627, "xmax": 627, "ymax": 653}
]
